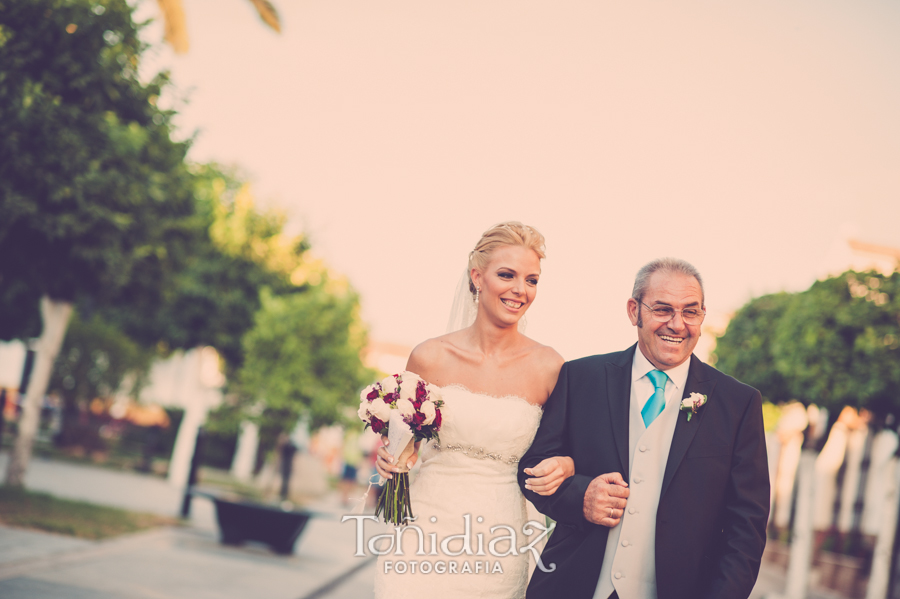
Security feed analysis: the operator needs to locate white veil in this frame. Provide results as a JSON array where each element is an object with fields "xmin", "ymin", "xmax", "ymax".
[{"xmin": 446, "ymin": 267, "xmax": 477, "ymax": 333}]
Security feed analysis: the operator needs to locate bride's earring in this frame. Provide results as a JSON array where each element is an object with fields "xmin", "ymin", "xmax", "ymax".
[{"xmin": 474, "ymin": 288, "xmax": 480, "ymax": 305}]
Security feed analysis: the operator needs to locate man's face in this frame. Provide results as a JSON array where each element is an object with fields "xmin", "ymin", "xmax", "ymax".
[{"xmin": 627, "ymin": 270, "xmax": 703, "ymax": 371}]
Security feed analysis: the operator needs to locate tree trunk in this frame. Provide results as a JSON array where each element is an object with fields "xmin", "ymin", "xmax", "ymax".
[
  {"xmin": 230, "ymin": 419, "xmax": 259, "ymax": 481},
  {"xmin": 4, "ymin": 296, "xmax": 73, "ymax": 487}
]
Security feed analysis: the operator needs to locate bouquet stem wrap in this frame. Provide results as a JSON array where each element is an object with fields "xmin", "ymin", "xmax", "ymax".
[{"xmin": 376, "ymin": 437, "xmax": 417, "ymax": 525}]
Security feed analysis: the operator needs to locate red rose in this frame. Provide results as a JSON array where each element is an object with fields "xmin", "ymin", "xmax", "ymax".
[
  {"xmin": 366, "ymin": 388, "xmax": 380, "ymax": 401},
  {"xmin": 371, "ymin": 418, "xmax": 385, "ymax": 434},
  {"xmin": 433, "ymin": 409, "xmax": 442, "ymax": 428},
  {"xmin": 416, "ymin": 382, "xmax": 427, "ymax": 401}
]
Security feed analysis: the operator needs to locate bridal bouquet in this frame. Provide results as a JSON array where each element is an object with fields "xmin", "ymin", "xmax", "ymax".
[{"xmin": 357, "ymin": 371, "xmax": 444, "ymax": 525}]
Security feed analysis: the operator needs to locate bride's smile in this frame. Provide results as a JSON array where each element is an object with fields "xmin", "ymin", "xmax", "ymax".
[{"xmin": 471, "ymin": 244, "xmax": 541, "ymax": 327}]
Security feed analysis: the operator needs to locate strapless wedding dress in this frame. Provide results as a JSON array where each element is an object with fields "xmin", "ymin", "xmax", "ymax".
[{"xmin": 373, "ymin": 384, "xmax": 543, "ymax": 599}]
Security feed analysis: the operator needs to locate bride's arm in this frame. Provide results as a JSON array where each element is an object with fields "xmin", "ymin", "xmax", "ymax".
[{"xmin": 523, "ymin": 456, "xmax": 575, "ymax": 495}]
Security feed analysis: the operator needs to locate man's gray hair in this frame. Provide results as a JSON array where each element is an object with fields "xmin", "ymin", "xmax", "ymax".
[{"xmin": 632, "ymin": 258, "xmax": 705, "ymax": 304}]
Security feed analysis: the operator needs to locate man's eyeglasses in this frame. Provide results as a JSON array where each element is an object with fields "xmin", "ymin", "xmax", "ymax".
[{"xmin": 640, "ymin": 302, "xmax": 706, "ymax": 325}]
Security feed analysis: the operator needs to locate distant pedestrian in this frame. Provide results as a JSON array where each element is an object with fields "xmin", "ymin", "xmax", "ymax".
[{"xmin": 339, "ymin": 428, "xmax": 364, "ymax": 507}]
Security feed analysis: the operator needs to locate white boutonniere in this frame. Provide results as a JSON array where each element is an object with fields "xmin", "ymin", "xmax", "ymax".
[{"xmin": 680, "ymin": 393, "xmax": 708, "ymax": 422}]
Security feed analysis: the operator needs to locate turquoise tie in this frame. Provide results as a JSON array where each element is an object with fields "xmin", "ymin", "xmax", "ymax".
[{"xmin": 642, "ymin": 370, "xmax": 669, "ymax": 428}]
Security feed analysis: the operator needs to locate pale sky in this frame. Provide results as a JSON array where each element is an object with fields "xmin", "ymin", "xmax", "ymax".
[{"xmin": 136, "ymin": 0, "xmax": 900, "ymax": 362}]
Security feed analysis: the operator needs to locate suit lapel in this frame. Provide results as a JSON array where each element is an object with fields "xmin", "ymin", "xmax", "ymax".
[
  {"xmin": 660, "ymin": 355, "xmax": 718, "ymax": 499},
  {"xmin": 605, "ymin": 345, "xmax": 636, "ymax": 479}
]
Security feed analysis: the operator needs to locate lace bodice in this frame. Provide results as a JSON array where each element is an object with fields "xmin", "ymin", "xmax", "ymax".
[{"xmin": 419, "ymin": 384, "xmax": 543, "ymax": 468}]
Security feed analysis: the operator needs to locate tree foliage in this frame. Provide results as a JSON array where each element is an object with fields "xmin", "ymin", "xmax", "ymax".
[
  {"xmin": 713, "ymin": 270, "xmax": 900, "ymax": 416},
  {"xmin": 103, "ymin": 164, "xmax": 311, "ymax": 372},
  {"xmin": 49, "ymin": 309, "xmax": 155, "ymax": 447},
  {"xmin": 51, "ymin": 310, "xmax": 153, "ymax": 408},
  {"xmin": 774, "ymin": 271, "xmax": 900, "ymax": 414},
  {"xmin": 711, "ymin": 292, "xmax": 795, "ymax": 404},
  {"xmin": 237, "ymin": 284, "xmax": 375, "ymax": 436},
  {"xmin": 0, "ymin": 0, "xmax": 197, "ymax": 329}
]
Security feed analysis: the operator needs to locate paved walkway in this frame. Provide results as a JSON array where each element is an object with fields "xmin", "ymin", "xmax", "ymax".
[
  {"xmin": 0, "ymin": 451, "xmax": 378, "ymax": 599},
  {"xmin": 0, "ymin": 452, "xmax": 848, "ymax": 599}
]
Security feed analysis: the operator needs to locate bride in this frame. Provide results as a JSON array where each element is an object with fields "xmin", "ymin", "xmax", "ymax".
[{"xmin": 373, "ymin": 221, "xmax": 574, "ymax": 599}]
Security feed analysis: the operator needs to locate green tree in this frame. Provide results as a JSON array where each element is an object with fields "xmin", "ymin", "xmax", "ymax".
[
  {"xmin": 0, "ymin": 0, "xmax": 198, "ymax": 485},
  {"xmin": 713, "ymin": 270, "xmax": 900, "ymax": 418},
  {"xmin": 711, "ymin": 292, "xmax": 795, "ymax": 404},
  {"xmin": 236, "ymin": 283, "xmax": 374, "ymax": 456},
  {"xmin": 49, "ymin": 310, "xmax": 155, "ymax": 448},
  {"xmin": 103, "ymin": 164, "xmax": 310, "ymax": 373},
  {"xmin": 774, "ymin": 271, "xmax": 900, "ymax": 416}
]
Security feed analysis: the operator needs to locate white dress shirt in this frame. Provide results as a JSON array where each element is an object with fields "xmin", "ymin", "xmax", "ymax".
[{"xmin": 593, "ymin": 348, "xmax": 691, "ymax": 599}]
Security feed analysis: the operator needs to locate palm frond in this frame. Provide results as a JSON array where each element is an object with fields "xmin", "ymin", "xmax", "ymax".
[
  {"xmin": 156, "ymin": 0, "xmax": 189, "ymax": 54},
  {"xmin": 247, "ymin": 0, "xmax": 282, "ymax": 33}
]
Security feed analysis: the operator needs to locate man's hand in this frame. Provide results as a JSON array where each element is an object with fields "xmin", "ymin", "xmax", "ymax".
[
  {"xmin": 375, "ymin": 435, "xmax": 421, "ymax": 479},
  {"xmin": 583, "ymin": 472, "xmax": 629, "ymax": 527}
]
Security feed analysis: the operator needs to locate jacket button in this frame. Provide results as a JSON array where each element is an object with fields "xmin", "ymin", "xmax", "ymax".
[{"xmin": 615, "ymin": 572, "xmax": 623, "ymax": 579}]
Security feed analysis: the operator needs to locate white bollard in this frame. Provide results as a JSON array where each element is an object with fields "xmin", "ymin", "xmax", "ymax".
[
  {"xmin": 768, "ymin": 449, "xmax": 817, "ymax": 599},
  {"xmin": 865, "ymin": 457, "xmax": 900, "ymax": 599},
  {"xmin": 837, "ymin": 426, "xmax": 868, "ymax": 533},
  {"xmin": 862, "ymin": 431, "xmax": 900, "ymax": 536}
]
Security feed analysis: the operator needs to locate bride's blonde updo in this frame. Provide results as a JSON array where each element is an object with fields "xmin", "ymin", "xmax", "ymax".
[{"xmin": 468, "ymin": 221, "xmax": 546, "ymax": 294}]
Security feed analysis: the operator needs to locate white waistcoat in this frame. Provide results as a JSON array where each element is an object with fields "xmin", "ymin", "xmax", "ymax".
[{"xmin": 594, "ymin": 355, "xmax": 689, "ymax": 599}]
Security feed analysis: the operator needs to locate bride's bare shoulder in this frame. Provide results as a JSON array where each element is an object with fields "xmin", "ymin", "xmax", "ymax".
[
  {"xmin": 406, "ymin": 332, "xmax": 466, "ymax": 378},
  {"xmin": 521, "ymin": 339, "xmax": 565, "ymax": 401}
]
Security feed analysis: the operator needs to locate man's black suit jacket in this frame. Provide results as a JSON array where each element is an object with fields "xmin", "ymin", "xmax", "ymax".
[{"xmin": 518, "ymin": 345, "xmax": 769, "ymax": 599}]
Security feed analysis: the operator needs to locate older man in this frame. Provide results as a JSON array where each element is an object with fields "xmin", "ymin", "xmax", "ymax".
[{"xmin": 519, "ymin": 258, "xmax": 769, "ymax": 599}]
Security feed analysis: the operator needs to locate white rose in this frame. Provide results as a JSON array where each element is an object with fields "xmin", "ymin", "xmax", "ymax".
[
  {"xmin": 380, "ymin": 375, "xmax": 399, "ymax": 395},
  {"xmin": 357, "ymin": 402, "xmax": 370, "ymax": 421},
  {"xmin": 420, "ymin": 400, "xmax": 436, "ymax": 425},
  {"xmin": 399, "ymin": 380, "xmax": 417, "ymax": 403},
  {"xmin": 428, "ymin": 387, "xmax": 442, "ymax": 404},
  {"xmin": 360, "ymin": 385, "xmax": 376, "ymax": 404},
  {"xmin": 400, "ymin": 371, "xmax": 422, "ymax": 386},
  {"xmin": 369, "ymin": 398, "xmax": 393, "ymax": 422},
  {"xmin": 397, "ymin": 398, "xmax": 416, "ymax": 418}
]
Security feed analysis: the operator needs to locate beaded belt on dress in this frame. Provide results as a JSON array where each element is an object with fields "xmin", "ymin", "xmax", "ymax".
[{"xmin": 431, "ymin": 441, "xmax": 520, "ymax": 465}]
